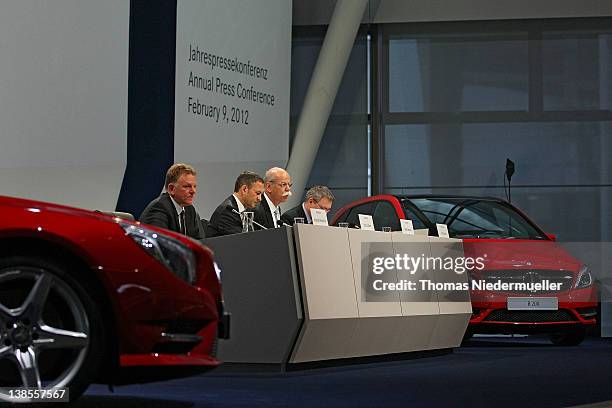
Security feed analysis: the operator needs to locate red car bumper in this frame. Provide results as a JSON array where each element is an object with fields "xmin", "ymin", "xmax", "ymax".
[{"xmin": 468, "ymin": 285, "xmax": 598, "ymax": 333}]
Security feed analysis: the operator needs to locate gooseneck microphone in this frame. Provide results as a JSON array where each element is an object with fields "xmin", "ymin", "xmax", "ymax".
[{"xmin": 230, "ymin": 207, "xmax": 268, "ymax": 230}]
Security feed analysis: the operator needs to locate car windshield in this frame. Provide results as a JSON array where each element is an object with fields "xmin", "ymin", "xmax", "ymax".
[{"xmin": 405, "ymin": 198, "xmax": 546, "ymax": 239}]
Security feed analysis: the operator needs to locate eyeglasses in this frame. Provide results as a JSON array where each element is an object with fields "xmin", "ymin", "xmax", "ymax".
[
  {"xmin": 314, "ymin": 200, "xmax": 332, "ymax": 212},
  {"xmin": 271, "ymin": 181, "xmax": 292, "ymax": 189}
]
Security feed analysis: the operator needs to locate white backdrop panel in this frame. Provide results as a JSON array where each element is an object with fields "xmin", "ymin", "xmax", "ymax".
[{"xmin": 175, "ymin": 0, "xmax": 292, "ymax": 218}]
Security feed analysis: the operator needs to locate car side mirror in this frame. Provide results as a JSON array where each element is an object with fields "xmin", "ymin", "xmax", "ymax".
[{"xmin": 545, "ymin": 233, "xmax": 557, "ymax": 241}]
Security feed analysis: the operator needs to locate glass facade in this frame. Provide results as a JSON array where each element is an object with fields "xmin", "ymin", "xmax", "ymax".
[
  {"xmin": 388, "ymin": 33, "xmax": 529, "ymax": 112},
  {"xmin": 381, "ymin": 21, "xmax": 612, "ymax": 242}
]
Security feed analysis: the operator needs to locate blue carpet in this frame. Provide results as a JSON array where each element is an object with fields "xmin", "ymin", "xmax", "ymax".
[{"xmin": 78, "ymin": 337, "xmax": 612, "ymax": 407}]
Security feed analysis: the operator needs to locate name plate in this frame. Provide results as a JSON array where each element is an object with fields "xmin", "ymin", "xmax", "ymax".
[
  {"xmin": 400, "ymin": 219, "xmax": 414, "ymax": 234},
  {"xmin": 436, "ymin": 223, "xmax": 449, "ymax": 238},
  {"xmin": 358, "ymin": 214, "xmax": 375, "ymax": 231},
  {"xmin": 310, "ymin": 208, "xmax": 329, "ymax": 226}
]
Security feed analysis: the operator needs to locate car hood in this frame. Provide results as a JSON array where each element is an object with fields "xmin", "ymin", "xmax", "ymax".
[
  {"xmin": 0, "ymin": 195, "xmax": 133, "ymax": 224},
  {"xmin": 462, "ymin": 239, "xmax": 582, "ymax": 273},
  {"xmin": 0, "ymin": 195, "xmax": 210, "ymax": 253}
]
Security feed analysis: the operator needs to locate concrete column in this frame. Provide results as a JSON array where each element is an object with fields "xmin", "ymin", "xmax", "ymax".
[{"xmin": 285, "ymin": 0, "xmax": 368, "ymax": 209}]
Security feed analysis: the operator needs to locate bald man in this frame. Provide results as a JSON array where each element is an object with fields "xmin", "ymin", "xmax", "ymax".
[{"xmin": 254, "ymin": 167, "xmax": 292, "ymax": 228}]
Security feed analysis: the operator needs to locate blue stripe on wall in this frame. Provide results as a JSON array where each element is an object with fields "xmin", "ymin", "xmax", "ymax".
[{"xmin": 116, "ymin": 0, "xmax": 177, "ymax": 218}]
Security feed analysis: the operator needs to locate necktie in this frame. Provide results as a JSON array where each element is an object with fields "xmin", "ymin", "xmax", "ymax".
[
  {"xmin": 275, "ymin": 208, "xmax": 281, "ymax": 227},
  {"xmin": 180, "ymin": 209, "xmax": 187, "ymax": 235}
]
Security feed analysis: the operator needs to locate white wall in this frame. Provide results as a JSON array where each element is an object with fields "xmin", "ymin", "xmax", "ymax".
[{"xmin": 0, "ymin": 0, "xmax": 129, "ymax": 210}]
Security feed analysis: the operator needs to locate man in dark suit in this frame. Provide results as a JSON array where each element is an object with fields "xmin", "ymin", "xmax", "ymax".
[
  {"xmin": 206, "ymin": 171, "xmax": 264, "ymax": 237},
  {"xmin": 254, "ymin": 167, "xmax": 292, "ymax": 228},
  {"xmin": 140, "ymin": 163, "xmax": 204, "ymax": 239},
  {"xmin": 281, "ymin": 185, "xmax": 335, "ymax": 225}
]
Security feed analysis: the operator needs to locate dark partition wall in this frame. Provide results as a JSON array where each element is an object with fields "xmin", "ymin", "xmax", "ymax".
[{"xmin": 116, "ymin": 0, "xmax": 177, "ymax": 218}]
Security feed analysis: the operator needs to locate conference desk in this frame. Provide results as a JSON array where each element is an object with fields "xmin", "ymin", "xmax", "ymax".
[{"xmin": 203, "ymin": 224, "xmax": 471, "ymax": 367}]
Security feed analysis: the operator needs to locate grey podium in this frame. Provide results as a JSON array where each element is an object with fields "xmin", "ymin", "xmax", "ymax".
[{"xmin": 203, "ymin": 224, "xmax": 471, "ymax": 367}]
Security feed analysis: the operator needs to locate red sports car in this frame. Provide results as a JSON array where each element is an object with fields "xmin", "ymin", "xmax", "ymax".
[
  {"xmin": 0, "ymin": 195, "xmax": 226, "ymax": 403},
  {"xmin": 332, "ymin": 195, "xmax": 597, "ymax": 346}
]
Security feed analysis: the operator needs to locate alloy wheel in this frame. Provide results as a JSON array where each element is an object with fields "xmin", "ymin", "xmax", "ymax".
[{"xmin": 0, "ymin": 266, "xmax": 90, "ymax": 402}]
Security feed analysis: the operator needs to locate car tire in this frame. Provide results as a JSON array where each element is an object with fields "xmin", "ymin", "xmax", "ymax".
[
  {"xmin": 0, "ymin": 256, "xmax": 105, "ymax": 403},
  {"xmin": 548, "ymin": 329, "xmax": 586, "ymax": 346}
]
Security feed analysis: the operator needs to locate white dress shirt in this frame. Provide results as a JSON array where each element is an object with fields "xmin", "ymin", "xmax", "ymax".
[
  {"xmin": 169, "ymin": 195, "xmax": 185, "ymax": 231},
  {"xmin": 233, "ymin": 193, "xmax": 246, "ymax": 213},
  {"xmin": 263, "ymin": 193, "xmax": 281, "ymax": 227},
  {"xmin": 303, "ymin": 202, "xmax": 312, "ymax": 224}
]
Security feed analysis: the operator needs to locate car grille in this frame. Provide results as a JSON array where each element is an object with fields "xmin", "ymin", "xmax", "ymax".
[
  {"xmin": 164, "ymin": 320, "xmax": 207, "ymax": 334},
  {"xmin": 484, "ymin": 310, "xmax": 578, "ymax": 323},
  {"xmin": 480, "ymin": 269, "xmax": 574, "ymax": 294}
]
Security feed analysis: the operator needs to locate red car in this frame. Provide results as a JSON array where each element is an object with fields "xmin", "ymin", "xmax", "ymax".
[
  {"xmin": 0, "ymin": 195, "xmax": 226, "ymax": 403},
  {"xmin": 332, "ymin": 195, "xmax": 597, "ymax": 346}
]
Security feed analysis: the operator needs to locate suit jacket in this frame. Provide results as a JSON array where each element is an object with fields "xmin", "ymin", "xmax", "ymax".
[
  {"xmin": 206, "ymin": 195, "xmax": 243, "ymax": 238},
  {"xmin": 280, "ymin": 203, "xmax": 308, "ymax": 226},
  {"xmin": 139, "ymin": 192, "xmax": 204, "ymax": 240},
  {"xmin": 254, "ymin": 195, "xmax": 277, "ymax": 229}
]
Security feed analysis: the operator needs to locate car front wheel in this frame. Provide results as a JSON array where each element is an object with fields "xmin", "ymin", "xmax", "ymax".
[{"xmin": 0, "ymin": 256, "xmax": 104, "ymax": 403}]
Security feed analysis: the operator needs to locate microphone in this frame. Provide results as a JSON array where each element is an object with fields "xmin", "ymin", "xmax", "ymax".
[
  {"xmin": 505, "ymin": 158, "xmax": 515, "ymax": 182},
  {"xmin": 230, "ymin": 207, "xmax": 268, "ymax": 230},
  {"xmin": 504, "ymin": 158, "xmax": 515, "ymax": 203}
]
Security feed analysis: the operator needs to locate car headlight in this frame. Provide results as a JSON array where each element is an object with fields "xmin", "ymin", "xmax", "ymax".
[
  {"xmin": 575, "ymin": 265, "xmax": 593, "ymax": 289},
  {"xmin": 120, "ymin": 223, "xmax": 196, "ymax": 284}
]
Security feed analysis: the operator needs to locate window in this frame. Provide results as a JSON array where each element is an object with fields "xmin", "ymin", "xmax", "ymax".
[
  {"xmin": 344, "ymin": 202, "xmax": 375, "ymax": 227},
  {"xmin": 388, "ymin": 33, "xmax": 528, "ymax": 113},
  {"xmin": 409, "ymin": 198, "xmax": 545, "ymax": 239},
  {"xmin": 379, "ymin": 20, "xmax": 612, "ymax": 241},
  {"xmin": 372, "ymin": 201, "xmax": 400, "ymax": 231}
]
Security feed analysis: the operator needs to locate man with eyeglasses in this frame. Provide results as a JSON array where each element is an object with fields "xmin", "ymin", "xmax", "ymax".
[
  {"xmin": 254, "ymin": 167, "xmax": 292, "ymax": 228},
  {"xmin": 281, "ymin": 185, "xmax": 335, "ymax": 226}
]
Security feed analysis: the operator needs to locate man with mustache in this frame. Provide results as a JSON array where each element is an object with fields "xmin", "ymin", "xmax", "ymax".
[
  {"xmin": 254, "ymin": 167, "xmax": 292, "ymax": 229},
  {"xmin": 139, "ymin": 163, "xmax": 204, "ymax": 239}
]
